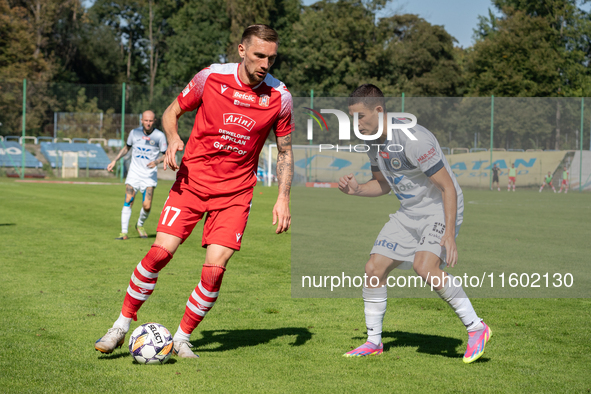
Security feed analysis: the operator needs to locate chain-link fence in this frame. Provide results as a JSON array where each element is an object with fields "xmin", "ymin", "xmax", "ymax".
[
  {"xmin": 2, "ymin": 82, "xmax": 590, "ymax": 150},
  {"xmin": 0, "ymin": 82, "xmax": 197, "ymax": 142},
  {"xmin": 1, "ymin": 81, "xmax": 590, "ymax": 187}
]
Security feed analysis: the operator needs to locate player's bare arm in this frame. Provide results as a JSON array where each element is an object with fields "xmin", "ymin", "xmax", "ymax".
[
  {"xmin": 429, "ymin": 167, "xmax": 458, "ymax": 267},
  {"xmin": 273, "ymin": 133, "xmax": 293, "ymax": 234},
  {"xmin": 338, "ymin": 171, "xmax": 390, "ymax": 197},
  {"xmin": 107, "ymin": 145, "xmax": 130, "ymax": 172},
  {"xmin": 161, "ymin": 98, "xmax": 186, "ymax": 171}
]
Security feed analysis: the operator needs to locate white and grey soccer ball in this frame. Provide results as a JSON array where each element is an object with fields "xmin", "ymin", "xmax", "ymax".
[{"xmin": 128, "ymin": 322, "xmax": 173, "ymax": 364}]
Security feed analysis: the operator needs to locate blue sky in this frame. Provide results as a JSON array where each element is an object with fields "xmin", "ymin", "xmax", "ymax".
[
  {"xmin": 384, "ymin": 0, "xmax": 497, "ymax": 48},
  {"xmin": 302, "ymin": 0, "xmax": 499, "ymax": 48}
]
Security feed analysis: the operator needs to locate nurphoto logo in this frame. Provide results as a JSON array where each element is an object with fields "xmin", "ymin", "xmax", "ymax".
[{"xmin": 304, "ymin": 108, "xmax": 418, "ymax": 152}]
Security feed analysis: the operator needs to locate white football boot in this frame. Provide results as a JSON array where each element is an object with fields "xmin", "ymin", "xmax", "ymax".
[
  {"xmin": 173, "ymin": 341, "xmax": 199, "ymax": 359},
  {"xmin": 95, "ymin": 328, "xmax": 126, "ymax": 353}
]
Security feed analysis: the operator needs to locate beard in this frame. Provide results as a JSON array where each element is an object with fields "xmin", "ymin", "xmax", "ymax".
[{"xmin": 243, "ymin": 61, "xmax": 266, "ymax": 84}]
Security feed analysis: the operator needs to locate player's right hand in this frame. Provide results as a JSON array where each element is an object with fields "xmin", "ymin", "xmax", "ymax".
[
  {"xmin": 106, "ymin": 161, "xmax": 116, "ymax": 172},
  {"xmin": 164, "ymin": 138, "xmax": 184, "ymax": 171},
  {"xmin": 338, "ymin": 173, "xmax": 360, "ymax": 195}
]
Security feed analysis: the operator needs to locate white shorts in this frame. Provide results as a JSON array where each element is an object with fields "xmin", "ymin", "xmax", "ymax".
[
  {"xmin": 370, "ymin": 209, "xmax": 463, "ymax": 270},
  {"xmin": 125, "ymin": 175, "xmax": 157, "ymax": 194}
]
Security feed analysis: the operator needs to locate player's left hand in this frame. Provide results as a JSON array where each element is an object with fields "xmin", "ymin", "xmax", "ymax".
[
  {"xmin": 147, "ymin": 161, "xmax": 157, "ymax": 168},
  {"xmin": 272, "ymin": 197, "xmax": 291, "ymax": 234},
  {"xmin": 440, "ymin": 233, "xmax": 458, "ymax": 268},
  {"xmin": 164, "ymin": 137, "xmax": 184, "ymax": 171}
]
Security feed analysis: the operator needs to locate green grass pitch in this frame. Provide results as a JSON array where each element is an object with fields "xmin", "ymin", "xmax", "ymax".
[{"xmin": 0, "ymin": 178, "xmax": 590, "ymax": 393}]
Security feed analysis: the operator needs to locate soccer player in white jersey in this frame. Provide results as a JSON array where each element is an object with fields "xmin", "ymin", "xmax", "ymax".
[
  {"xmin": 339, "ymin": 84, "xmax": 491, "ymax": 363},
  {"xmin": 107, "ymin": 110, "xmax": 167, "ymax": 240}
]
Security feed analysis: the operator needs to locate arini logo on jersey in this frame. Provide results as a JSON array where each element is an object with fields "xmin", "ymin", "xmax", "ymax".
[
  {"xmin": 223, "ymin": 113, "xmax": 256, "ymax": 131},
  {"xmin": 233, "ymin": 90, "xmax": 256, "ymax": 103}
]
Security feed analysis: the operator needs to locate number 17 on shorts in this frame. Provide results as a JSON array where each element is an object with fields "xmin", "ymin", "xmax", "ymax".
[
  {"xmin": 161, "ymin": 205, "xmax": 181, "ymax": 227},
  {"xmin": 156, "ymin": 183, "xmax": 253, "ymax": 250}
]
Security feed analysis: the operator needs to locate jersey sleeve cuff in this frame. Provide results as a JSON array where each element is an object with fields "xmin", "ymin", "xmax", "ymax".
[
  {"xmin": 176, "ymin": 94, "xmax": 195, "ymax": 112},
  {"xmin": 424, "ymin": 159, "xmax": 444, "ymax": 177},
  {"xmin": 274, "ymin": 129, "xmax": 292, "ymax": 137}
]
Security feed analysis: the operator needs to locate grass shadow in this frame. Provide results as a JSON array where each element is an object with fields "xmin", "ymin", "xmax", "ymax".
[
  {"xmin": 0, "ymin": 223, "xmax": 16, "ymax": 226},
  {"xmin": 97, "ymin": 351, "xmax": 132, "ymax": 360},
  {"xmin": 131, "ymin": 358, "xmax": 178, "ymax": 365},
  {"xmin": 192, "ymin": 327, "xmax": 313, "ymax": 352},
  {"xmin": 381, "ymin": 330, "xmax": 464, "ymax": 359},
  {"xmin": 97, "ymin": 351, "xmax": 179, "ymax": 364}
]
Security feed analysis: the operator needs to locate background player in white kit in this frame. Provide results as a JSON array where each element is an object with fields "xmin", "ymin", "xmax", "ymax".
[
  {"xmin": 339, "ymin": 85, "xmax": 491, "ymax": 363},
  {"xmin": 107, "ymin": 110, "xmax": 167, "ymax": 240}
]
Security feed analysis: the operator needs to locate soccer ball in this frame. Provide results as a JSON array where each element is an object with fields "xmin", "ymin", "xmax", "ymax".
[{"xmin": 128, "ymin": 322, "xmax": 173, "ymax": 364}]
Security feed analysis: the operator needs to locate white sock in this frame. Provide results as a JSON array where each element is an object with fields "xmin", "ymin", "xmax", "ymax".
[
  {"xmin": 121, "ymin": 205, "xmax": 132, "ymax": 233},
  {"xmin": 173, "ymin": 325, "xmax": 191, "ymax": 342},
  {"xmin": 113, "ymin": 312, "xmax": 132, "ymax": 333},
  {"xmin": 363, "ymin": 286, "xmax": 387, "ymax": 346},
  {"xmin": 137, "ymin": 208, "xmax": 150, "ymax": 227},
  {"xmin": 436, "ymin": 274, "xmax": 481, "ymax": 331}
]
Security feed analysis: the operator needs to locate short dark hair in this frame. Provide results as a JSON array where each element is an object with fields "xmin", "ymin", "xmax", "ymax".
[
  {"xmin": 348, "ymin": 84, "xmax": 386, "ymax": 111},
  {"xmin": 241, "ymin": 24, "xmax": 279, "ymax": 46}
]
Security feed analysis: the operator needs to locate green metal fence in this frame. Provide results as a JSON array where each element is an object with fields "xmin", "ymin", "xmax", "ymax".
[{"xmin": 1, "ymin": 80, "xmax": 590, "ymax": 190}]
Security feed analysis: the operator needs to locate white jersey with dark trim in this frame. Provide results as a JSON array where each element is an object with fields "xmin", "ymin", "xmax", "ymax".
[
  {"xmin": 125, "ymin": 127, "xmax": 167, "ymax": 185},
  {"xmin": 366, "ymin": 120, "xmax": 463, "ymax": 217}
]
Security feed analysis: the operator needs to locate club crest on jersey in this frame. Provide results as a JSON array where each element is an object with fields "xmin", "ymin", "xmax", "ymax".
[
  {"xmin": 259, "ymin": 94, "xmax": 270, "ymax": 107},
  {"xmin": 380, "ymin": 151, "xmax": 389, "ymax": 159},
  {"xmin": 233, "ymin": 90, "xmax": 256, "ymax": 103},
  {"xmin": 390, "ymin": 158, "xmax": 401, "ymax": 169},
  {"xmin": 223, "ymin": 113, "xmax": 256, "ymax": 132},
  {"xmin": 182, "ymin": 80, "xmax": 195, "ymax": 97},
  {"xmin": 149, "ymin": 140, "xmax": 155, "ymax": 146}
]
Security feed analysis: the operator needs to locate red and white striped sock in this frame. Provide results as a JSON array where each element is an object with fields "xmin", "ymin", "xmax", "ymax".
[
  {"xmin": 174, "ymin": 264, "xmax": 226, "ymax": 341},
  {"xmin": 121, "ymin": 244, "xmax": 173, "ymax": 321}
]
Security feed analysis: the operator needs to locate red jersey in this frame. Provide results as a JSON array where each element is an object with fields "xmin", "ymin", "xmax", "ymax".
[{"xmin": 176, "ymin": 63, "xmax": 293, "ymax": 196}]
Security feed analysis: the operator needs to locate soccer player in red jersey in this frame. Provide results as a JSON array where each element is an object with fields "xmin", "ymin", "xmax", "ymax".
[{"xmin": 95, "ymin": 25, "xmax": 294, "ymax": 358}]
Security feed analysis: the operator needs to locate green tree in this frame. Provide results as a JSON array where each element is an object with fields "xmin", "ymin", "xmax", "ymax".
[
  {"xmin": 0, "ymin": 0, "xmax": 49, "ymax": 81},
  {"xmin": 371, "ymin": 14, "xmax": 464, "ymax": 96},
  {"xmin": 469, "ymin": 1, "xmax": 591, "ymax": 149},
  {"xmin": 0, "ymin": 0, "xmax": 58, "ymax": 137},
  {"xmin": 466, "ymin": 8, "xmax": 563, "ymax": 97},
  {"xmin": 277, "ymin": 0, "xmax": 378, "ymax": 95},
  {"xmin": 91, "ymin": 0, "xmax": 147, "ymax": 83},
  {"xmin": 159, "ymin": 0, "xmax": 230, "ymax": 86}
]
